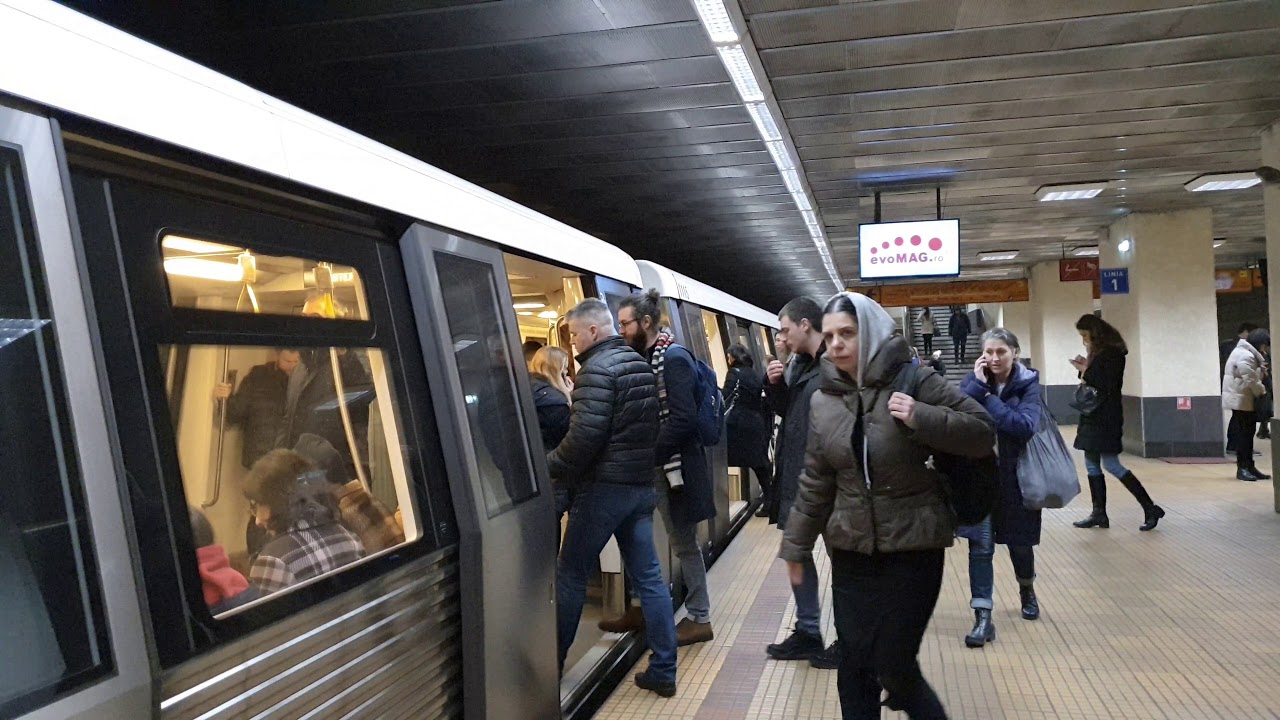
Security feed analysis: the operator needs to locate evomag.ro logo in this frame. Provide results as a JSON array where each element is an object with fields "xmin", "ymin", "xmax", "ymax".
[{"xmin": 867, "ymin": 235, "xmax": 947, "ymax": 265}]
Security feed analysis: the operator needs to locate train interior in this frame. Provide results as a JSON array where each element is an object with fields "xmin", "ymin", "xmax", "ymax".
[{"xmin": 160, "ymin": 236, "xmax": 420, "ymax": 612}]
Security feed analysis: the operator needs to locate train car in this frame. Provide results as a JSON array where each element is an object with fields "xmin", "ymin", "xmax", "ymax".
[{"xmin": 0, "ymin": 2, "xmax": 779, "ymax": 719}]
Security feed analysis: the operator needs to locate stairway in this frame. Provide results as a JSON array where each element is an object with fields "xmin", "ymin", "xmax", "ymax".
[{"xmin": 907, "ymin": 305, "xmax": 984, "ymax": 384}]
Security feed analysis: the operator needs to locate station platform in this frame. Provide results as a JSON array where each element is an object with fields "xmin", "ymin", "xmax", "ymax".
[{"xmin": 595, "ymin": 431, "xmax": 1280, "ymax": 720}]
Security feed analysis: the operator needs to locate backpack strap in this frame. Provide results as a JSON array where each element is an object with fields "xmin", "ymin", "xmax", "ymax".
[{"xmin": 892, "ymin": 360, "xmax": 920, "ymax": 398}]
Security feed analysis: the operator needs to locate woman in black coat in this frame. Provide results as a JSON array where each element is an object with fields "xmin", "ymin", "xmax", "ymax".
[
  {"xmin": 1070, "ymin": 315, "xmax": 1165, "ymax": 532},
  {"xmin": 722, "ymin": 344, "xmax": 772, "ymax": 516},
  {"xmin": 958, "ymin": 329, "xmax": 1042, "ymax": 649},
  {"xmin": 528, "ymin": 346, "xmax": 573, "ymax": 534}
]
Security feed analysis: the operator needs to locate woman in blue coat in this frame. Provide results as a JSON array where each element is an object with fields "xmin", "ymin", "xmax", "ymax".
[{"xmin": 958, "ymin": 328, "xmax": 1043, "ymax": 648}]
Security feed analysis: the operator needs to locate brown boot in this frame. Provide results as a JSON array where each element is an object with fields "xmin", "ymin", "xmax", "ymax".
[
  {"xmin": 675, "ymin": 618, "xmax": 714, "ymax": 647},
  {"xmin": 598, "ymin": 605, "xmax": 645, "ymax": 633}
]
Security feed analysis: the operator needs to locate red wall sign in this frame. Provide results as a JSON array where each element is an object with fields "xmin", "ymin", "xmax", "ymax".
[
  {"xmin": 1059, "ymin": 258, "xmax": 1099, "ymax": 282},
  {"xmin": 1177, "ymin": 397, "xmax": 1191, "ymax": 411}
]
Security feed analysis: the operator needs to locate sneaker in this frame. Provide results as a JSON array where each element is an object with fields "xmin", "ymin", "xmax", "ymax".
[
  {"xmin": 766, "ymin": 630, "xmax": 824, "ymax": 660},
  {"xmin": 675, "ymin": 618, "xmax": 714, "ymax": 647},
  {"xmin": 598, "ymin": 605, "xmax": 645, "ymax": 633},
  {"xmin": 809, "ymin": 640, "xmax": 842, "ymax": 669},
  {"xmin": 634, "ymin": 669, "xmax": 676, "ymax": 698}
]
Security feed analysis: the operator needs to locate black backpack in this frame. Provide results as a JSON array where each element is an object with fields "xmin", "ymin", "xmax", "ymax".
[{"xmin": 892, "ymin": 362, "xmax": 998, "ymax": 527}]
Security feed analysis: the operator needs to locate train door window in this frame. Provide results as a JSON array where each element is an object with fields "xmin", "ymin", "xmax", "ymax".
[
  {"xmin": 503, "ymin": 253, "xmax": 584, "ymax": 373},
  {"xmin": 700, "ymin": 308, "xmax": 730, "ymax": 384},
  {"xmin": 435, "ymin": 252, "xmax": 539, "ymax": 517},
  {"xmin": 0, "ymin": 147, "xmax": 111, "ymax": 715},
  {"xmin": 159, "ymin": 241, "xmax": 419, "ymax": 614}
]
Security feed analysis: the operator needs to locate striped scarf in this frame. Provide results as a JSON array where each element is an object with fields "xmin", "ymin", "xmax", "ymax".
[{"xmin": 650, "ymin": 329, "xmax": 682, "ymax": 476}]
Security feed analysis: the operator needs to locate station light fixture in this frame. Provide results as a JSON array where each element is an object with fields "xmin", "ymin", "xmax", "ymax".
[
  {"xmin": 1214, "ymin": 240, "xmax": 1226, "ymax": 248},
  {"xmin": 1035, "ymin": 182, "xmax": 1108, "ymax": 201},
  {"xmin": 161, "ymin": 235, "xmax": 241, "ymax": 255},
  {"xmin": 1118, "ymin": 238, "xmax": 1132, "ymax": 253},
  {"xmin": 978, "ymin": 250, "xmax": 1019, "ymax": 262},
  {"xmin": 1185, "ymin": 172, "xmax": 1262, "ymax": 192},
  {"xmin": 692, "ymin": 0, "xmax": 839, "ymax": 289},
  {"xmin": 1072, "ymin": 246, "xmax": 1100, "ymax": 257},
  {"xmin": 163, "ymin": 257, "xmax": 245, "ymax": 282}
]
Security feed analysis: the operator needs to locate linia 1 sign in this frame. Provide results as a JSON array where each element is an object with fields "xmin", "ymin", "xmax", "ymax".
[{"xmin": 858, "ymin": 219, "xmax": 960, "ymax": 280}]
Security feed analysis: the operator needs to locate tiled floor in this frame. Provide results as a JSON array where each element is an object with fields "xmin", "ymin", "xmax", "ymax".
[{"xmin": 595, "ymin": 431, "xmax": 1280, "ymax": 719}]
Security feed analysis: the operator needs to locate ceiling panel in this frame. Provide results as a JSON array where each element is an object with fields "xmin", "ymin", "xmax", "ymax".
[{"xmin": 59, "ymin": 0, "xmax": 1280, "ymax": 304}]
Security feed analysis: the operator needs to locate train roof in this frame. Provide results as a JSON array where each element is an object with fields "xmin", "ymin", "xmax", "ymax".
[
  {"xmin": 0, "ymin": 0, "xmax": 641, "ymax": 286},
  {"xmin": 636, "ymin": 261, "xmax": 779, "ymax": 329}
]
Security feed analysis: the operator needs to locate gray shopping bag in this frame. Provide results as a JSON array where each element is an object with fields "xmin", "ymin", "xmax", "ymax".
[{"xmin": 1017, "ymin": 404, "xmax": 1081, "ymax": 510}]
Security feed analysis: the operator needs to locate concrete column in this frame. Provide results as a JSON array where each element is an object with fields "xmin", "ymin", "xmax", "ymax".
[
  {"xmin": 1028, "ymin": 262, "xmax": 1093, "ymax": 422},
  {"xmin": 1264, "ymin": 120, "xmax": 1280, "ymax": 358},
  {"xmin": 1103, "ymin": 209, "xmax": 1221, "ymax": 457}
]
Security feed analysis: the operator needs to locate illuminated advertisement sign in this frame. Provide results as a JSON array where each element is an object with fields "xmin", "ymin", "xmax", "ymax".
[{"xmin": 858, "ymin": 219, "xmax": 960, "ymax": 280}]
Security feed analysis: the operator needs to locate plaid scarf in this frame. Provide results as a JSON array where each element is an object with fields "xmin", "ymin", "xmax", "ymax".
[{"xmin": 650, "ymin": 329, "xmax": 683, "ymax": 476}]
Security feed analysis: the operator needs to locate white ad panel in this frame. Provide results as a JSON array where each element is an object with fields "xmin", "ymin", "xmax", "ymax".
[{"xmin": 859, "ymin": 219, "xmax": 960, "ymax": 280}]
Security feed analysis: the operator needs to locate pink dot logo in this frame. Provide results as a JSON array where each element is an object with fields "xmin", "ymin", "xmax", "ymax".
[
  {"xmin": 882, "ymin": 241, "xmax": 890, "ymax": 249},
  {"xmin": 894, "ymin": 236, "xmax": 904, "ymax": 246},
  {"xmin": 928, "ymin": 237, "xmax": 943, "ymax": 251},
  {"xmin": 910, "ymin": 236, "xmax": 922, "ymax": 246},
  {"xmin": 869, "ymin": 246, "xmax": 878, "ymax": 254}
]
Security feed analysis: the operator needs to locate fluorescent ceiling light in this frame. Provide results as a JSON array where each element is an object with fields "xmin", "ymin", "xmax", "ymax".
[
  {"xmin": 1035, "ymin": 183, "xmax": 1108, "ymax": 201},
  {"xmin": 1072, "ymin": 246, "xmax": 1100, "ymax": 257},
  {"xmin": 164, "ymin": 257, "xmax": 244, "ymax": 282},
  {"xmin": 765, "ymin": 140, "xmax": 794, "ymax": 170},
  {"xmin": 1214, "ymin": 241, "xmax": 1226, "ymax": 248},
  {"xmin": 512, "ymin": 302, "xmax": 545, "ymax": 309},
  {"xmin": 978, "ymin": 251, "xmax": 1019, "ymax": 262},
  {"xmin": 1185, "ymin": 172, "xmax": 1262, "ymax": 192},
  {"xmin": 517, "ymin": 311, "xmax": 534, "ymax": 316},
  {"xmin": 716, "ymin": 45, "xmax": 763, "ymax": 102},
  {"xmin": 745, "ymin": 103, "xmax": 781, "ymax": 141},
  {"xmin": 162, "ymin": 235, "xmax": 241, "ymax": 255},
  {"xmin": 537, "ymin": 310, "xmax": 559, "ymax": 319},
  {"xmin": 692, "ymin": 0, "xmax": 738, "ymax": 43},
  {"xmin": 780, "ymin": 168, "xmax": 803, "ymax": 194}
]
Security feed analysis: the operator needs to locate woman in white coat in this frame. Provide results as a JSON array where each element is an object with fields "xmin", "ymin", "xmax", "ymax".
[{"xmin": 1223, "ymin": 329, "xmax": 1272, "ymax": 481}]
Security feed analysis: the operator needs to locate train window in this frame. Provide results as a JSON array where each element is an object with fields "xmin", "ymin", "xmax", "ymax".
[
  {"xmin": 0, "ymin": 148, "xmax": 111, "ymax": 714},
  {"xmin": 161, "ymin": 234, "xmax": 368, "ymax": 320},
  {"xmin": 435, "ymin": 252, "xmax": 539, "ymax": 517},
  {"xmin": 163, "ymin": 342, "xmax": 418, "ymax": 614}
]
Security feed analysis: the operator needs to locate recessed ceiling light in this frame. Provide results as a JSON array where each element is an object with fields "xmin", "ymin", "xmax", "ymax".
[
  {"xmin": 1185, "ymin": 172, "xmax": 1263, "ymax": 192},
  {"xmin": 1119, "ymin": 169, "xmax": 1127, "ymax": 173},
  {"xmin": 537, "ymin": 310, "xmax": 559, "ymax": 319},
  {"xmin": 978, "ymin": 250, "xmax": 1019, "ymax": 262},
  {"xmin": 692, "ymin": 0, "xmax": 738, "ymax": 43},
  {"xmin": 1072, "ymin": 246, "xmax": 1100, "ymax": 257},
  {"xmin": 1035, "ymin": 182, "xmax": 1108, "ymax": 201},
  {"xmin": 1214, "ymin": 241, "xmax": 1226, "ymax": 248}
]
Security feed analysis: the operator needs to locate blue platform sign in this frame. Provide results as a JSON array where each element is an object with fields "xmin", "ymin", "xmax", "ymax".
[{"xmin": 1100, "ymin": 268, "xmax": 1129, "ymax": 295}]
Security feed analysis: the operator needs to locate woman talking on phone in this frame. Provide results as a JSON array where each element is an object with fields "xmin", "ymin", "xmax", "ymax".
[
  {"xmin": 958, "ymin": 329, "xmax": 1043, "ymax": 649},
  {"xmin": 1070, "ymin": 315, "xmax": 1166, "ymax": 531},
  {"xmin": 780, "ymin": 292, "xmax": 994, "ymax": 719}
]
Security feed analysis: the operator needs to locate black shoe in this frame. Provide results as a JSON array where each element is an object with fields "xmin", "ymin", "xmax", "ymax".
[
  {"xmin": 1250, "ymin": 466, "xmax": 1272, "ymax": 481},
  {"xmin": 634, "ymin": 670, "xmax": 676, "ymax": 698},
  {"xmin": 1020, "ymin": 586, "xmax": 1040, "ymax": 621},
  {"xmin": 754, "ymin": 504, "xmax": 770, "ymax": 518},
  {"xmin": 1238, "ymin": 468, "xmax": 1261, "ymax": 482},
  {"xmin": 964, "ymin": 609, "xmax": 995, "ymax": 648},
  {"xmin": 1139, "ymin": 505, "xmax": 1166, "ymax": 532},
  {"xmin": 1073, "ymin": 510, "xmax": 1109, "ymax": 529},
  {"xmin": 766, "ymin": 630, "xmax": 824, "ymax": 660},
  {"xmin": 809, "ymin": 640, "xmax": 841, "ymax": 669}
]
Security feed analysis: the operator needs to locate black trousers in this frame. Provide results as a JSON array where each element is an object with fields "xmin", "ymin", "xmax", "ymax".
[
  {"xmin": 832, "ymin": 549, "xmax": 949, "ymax": 720},
  {"xmin": 1233, "ymin": 410, "xmax": 1257, "ymax": 469},
  {"xmin": 750, "ymin": 464, "xmax": 772, "ymax": 501},
  {"xmin": 922, "ymin": 334, "xmax": 934, "ymax": 354},
  {"xmin": 952, "ymin": 335, "xmax": 967, "ymax": 364}
]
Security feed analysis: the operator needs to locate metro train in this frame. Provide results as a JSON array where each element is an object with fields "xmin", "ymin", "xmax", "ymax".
[{"xmin": 0, "ymin": 2, "xmax": 781, "ymax": 719}]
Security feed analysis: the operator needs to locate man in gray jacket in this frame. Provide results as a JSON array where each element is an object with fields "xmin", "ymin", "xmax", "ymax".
[
  {"xmin": 762, "ymin": 296, "xmax": 840, "ymax": 669},
  {"xmin": 547, "ymin": 298, "xmax": 679, "ymax": 697}
]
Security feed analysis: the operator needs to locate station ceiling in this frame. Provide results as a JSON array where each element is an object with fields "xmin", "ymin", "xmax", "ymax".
[{"xmin": 62, "ymin": 0, "xmax": 1280, "ymax": 310}]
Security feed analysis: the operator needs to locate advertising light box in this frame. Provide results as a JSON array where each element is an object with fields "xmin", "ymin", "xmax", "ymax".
[{"xmin": 859, "ymin": 219, "xmax": 960, "ymax": 281}]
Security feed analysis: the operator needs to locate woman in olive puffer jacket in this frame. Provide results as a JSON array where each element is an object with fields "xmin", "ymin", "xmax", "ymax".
[{"xmin": 780, "ymin": 292, "xmax": 995, "ymax": 720}]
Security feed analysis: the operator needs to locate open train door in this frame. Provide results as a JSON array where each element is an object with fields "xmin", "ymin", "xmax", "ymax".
[{"xmin": 399, "ymin": 225, "xmax": 559, "ymax": 720}]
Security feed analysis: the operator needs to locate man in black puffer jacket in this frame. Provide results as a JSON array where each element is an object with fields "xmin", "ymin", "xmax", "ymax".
[{"xmin": 547, "ymin": 298, "xmax": 678, "ymax": 698}]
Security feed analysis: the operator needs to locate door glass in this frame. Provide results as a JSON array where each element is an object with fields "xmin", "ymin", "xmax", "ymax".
[
  {"xmin": 0, "ymin": 148, "xmax": 111, "ymax": 716},
  {"xmin": 700, "ymin": 308, "xmax": 730, "ymax": 384},
  {"xmin": 434, "ymin": 251, "xmax": 538, "ymax": 517}
]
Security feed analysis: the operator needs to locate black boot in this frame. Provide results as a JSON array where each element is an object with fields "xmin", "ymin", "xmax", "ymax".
[
  {"xmin": 1249, "ymin": 465, "xmax": 1272, "ymax": 481},
  {"xmin": 964, "ymin": 609, "xmax": 995, "ymax": 648},
  {"xmin": 1117, "ymin": 471, "xmax": 1165, "ymax": 531},
  {"xmin": 1073, "ymin": 474, "xmax": 1109, "ymax": 528},
  {"xmin": 1019, "ymin": 583, "xmax": 1040, "ymax": 621},
  {"xmin": 1238, "ymin": 466, "xmax": 1261, "ymax": 482}
]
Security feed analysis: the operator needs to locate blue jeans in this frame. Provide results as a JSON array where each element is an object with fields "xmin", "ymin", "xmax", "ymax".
[
  {"xmin": 557, "ymin": 483, "xmax": 677, "ymax": 684},
  {"xmin": 655, "ymin": 479, "xmax": 711, "ymax": 624},
  {"xmin": 793, "ymin": 552, "xmax": 822, "ymax": 637},
  {"xmin": 1083, "ymin": 451, "xmax": 1129, "ymax": 479},
  {"xmin": 965, "ymin": 516, "xmax": 1035, "ymax": 610}
]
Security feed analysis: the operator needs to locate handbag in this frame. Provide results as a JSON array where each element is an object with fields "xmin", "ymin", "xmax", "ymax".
[
  {"xmin": 722, "ymin": 378, "xmax": 742, "ymax": 428},
  {"xmin": 1016, "ymin": 403, "xmax": 1081, "ymax": 510},
  {"xmin": 1069, "ymin": 383, "xmax": 1101, "ymax": 416}
]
